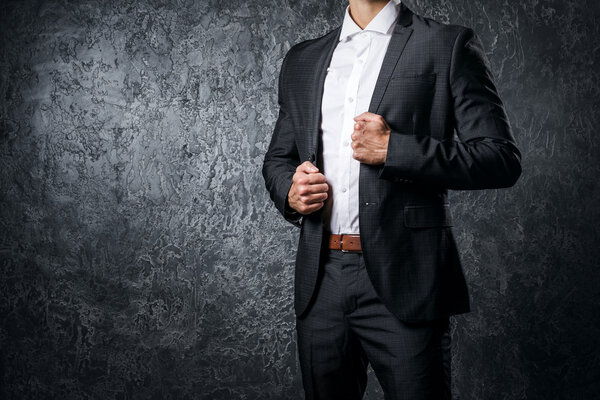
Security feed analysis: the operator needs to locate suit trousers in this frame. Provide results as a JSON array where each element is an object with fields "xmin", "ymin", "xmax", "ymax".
[{"xmin": 295, "ymin": 249, "xmax": 452, "ymax": 400}]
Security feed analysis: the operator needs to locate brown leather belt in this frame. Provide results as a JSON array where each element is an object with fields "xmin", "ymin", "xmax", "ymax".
[{"xmin": 327, "ymin": 233, "xmax": 362, "ymax": 252}]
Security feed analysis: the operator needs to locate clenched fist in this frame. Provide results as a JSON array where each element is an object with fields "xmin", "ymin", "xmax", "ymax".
[
  {"xmin": 287, "ymin": 161, "xmax": 329, "ymax": 215},
  {"xmin": 351, "ymin": 112, "xmax": 391, "ymax": 165}
]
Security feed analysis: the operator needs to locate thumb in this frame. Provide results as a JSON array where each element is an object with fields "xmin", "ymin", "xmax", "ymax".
[
  {"xmin": 297, "ymin": 160, "xmax": 319, "ymax": 174},
  {"xmin": 354, "ymin": 112, "xmax": 378, "ymax": 122}
]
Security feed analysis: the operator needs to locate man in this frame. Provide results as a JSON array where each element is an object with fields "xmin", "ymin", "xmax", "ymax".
[{"xmin": 262, "ymin": 0, "xmax": 522, "ymax": 398}]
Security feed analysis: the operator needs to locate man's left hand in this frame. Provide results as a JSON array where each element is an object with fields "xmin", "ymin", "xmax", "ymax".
[{"xmin": 351, "ymin": 112, "xmax": 391, "ymax": 165}]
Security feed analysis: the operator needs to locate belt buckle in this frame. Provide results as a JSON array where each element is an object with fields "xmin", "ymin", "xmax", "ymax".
[{"xmin": 340, "ymin": 233, "xmax": 354, "ymax": 253}]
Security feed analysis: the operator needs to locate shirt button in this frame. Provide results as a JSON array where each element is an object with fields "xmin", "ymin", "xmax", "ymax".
[
  {"xmin": 341, "ymin": 187, "xmax": 347, "ymax": 193},
  {"xmin": 348, "ymin": 97, "xmax": 354, "ymax": 103},
  {"xmin": 343, "ymin": 141, "xmax": 350, "ymax": 147}
]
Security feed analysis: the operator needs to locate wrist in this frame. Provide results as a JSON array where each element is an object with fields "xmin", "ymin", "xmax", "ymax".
[{"xmin": 285, "ymin": 195, "xmax": 298, "ymax": 214}]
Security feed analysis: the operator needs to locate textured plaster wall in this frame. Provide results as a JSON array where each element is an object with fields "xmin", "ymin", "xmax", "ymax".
[{"xmin": 0, "ymin": 0, "xmax": 598, "ymax": 399}]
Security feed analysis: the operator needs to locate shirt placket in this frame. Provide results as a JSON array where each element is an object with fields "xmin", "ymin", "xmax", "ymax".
[{"xmin": 340, "ymin": 33, "xmax": 371, "ymax": 233}]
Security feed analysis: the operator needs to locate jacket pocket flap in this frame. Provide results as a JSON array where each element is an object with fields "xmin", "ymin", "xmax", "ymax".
[
  {"xmin": 404, "ymin": 204, "xmax": 453, "ymax": 228},
  {"xmin": 390, "ymin": 72, "xmax": 436, "ymax": 83}
]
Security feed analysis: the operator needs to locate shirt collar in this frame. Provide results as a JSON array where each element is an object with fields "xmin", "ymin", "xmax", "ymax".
[{"xmin": 339, "ymin": 0, "xmax": 402, "ymax": 42}]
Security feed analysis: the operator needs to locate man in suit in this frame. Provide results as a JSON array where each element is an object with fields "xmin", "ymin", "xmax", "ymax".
[{"xmin": 262, "ymin": 0, "xmax": 522, "ymax": 398}]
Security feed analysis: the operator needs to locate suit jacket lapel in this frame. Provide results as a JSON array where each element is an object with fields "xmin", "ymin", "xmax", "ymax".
[
  {"xmin": 368, "ymin": 3, "xmax": 414, "ymax": 114},
  {"xmin": 308, "ymin": 27, "xmax": 341, "ymax": 165}
]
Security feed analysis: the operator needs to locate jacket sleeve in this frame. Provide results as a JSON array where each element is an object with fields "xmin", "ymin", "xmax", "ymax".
[
  {"xmin": 378, "ymin": 28, "xmax": 522, "ymax": 190},
  {"xmin": 262, "ymin": 50, "xmax": 303, "ymax": 227}
]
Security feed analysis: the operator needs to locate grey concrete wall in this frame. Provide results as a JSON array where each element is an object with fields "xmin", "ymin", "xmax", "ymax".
[{"xmin": 1, "ymin": 0, "xmax": 598, "ymax": 398}]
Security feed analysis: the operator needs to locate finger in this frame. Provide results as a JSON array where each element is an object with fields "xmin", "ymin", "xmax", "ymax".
[
  {"xmin": 298, "ymin": 182, "xmax": 328, "ymax": 195},
  {"xmin": 303, "ymin": 202, "xmax": 325, "ymax": 214},
  {"xmin": 306, "ymin": 173, "xmax": 327, "ymax": 184},
  {"xmin": 353, "ymin": 112, "xmax": 378, "ymax": 122},
  {"xmin": 294, "ymin": 171, "xmax": 326, "ymax": 185},
  {"xmin": 293, "ymin": 173, "xmax": 310, "ymax": 185},
  {"xmin": 300, "ymin": 192, "xmax": 328, "ymax": 204},
  {"xmin": 353, "ymin": 121, "xmax": 365, "ymax": 131},
  {"xmin": 296, "ymin": 161, "xmax": 319, "ymax": 173}
]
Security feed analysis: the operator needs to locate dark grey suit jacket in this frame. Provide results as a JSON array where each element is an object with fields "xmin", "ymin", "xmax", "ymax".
[{"xmin": 262, "ymin": 4, "xmax": 522, "ymax": 323}]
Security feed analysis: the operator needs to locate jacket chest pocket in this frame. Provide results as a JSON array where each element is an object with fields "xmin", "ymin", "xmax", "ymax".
[
  {"xmin": 380, "ymin": 73, "xmax": 437, "ymax": 134},
  {"xmin": 387, "ymin": 73, "xmax": 436, "ymax": 100}
]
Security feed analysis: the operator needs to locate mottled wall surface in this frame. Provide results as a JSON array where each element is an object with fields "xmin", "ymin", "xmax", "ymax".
[{"xmin": 0, "ymin": 0, "xmax": 598, "ymax": 399}]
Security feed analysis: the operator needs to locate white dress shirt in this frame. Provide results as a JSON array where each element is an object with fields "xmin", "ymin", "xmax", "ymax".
[{"xmin": 320, "ymin": 0, "xmax": 402, "ymax": 234}]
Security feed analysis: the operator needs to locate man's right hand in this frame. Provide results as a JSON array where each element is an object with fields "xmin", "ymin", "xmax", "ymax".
[{"xmin": 287, "ymin": 161, "xmax": 329, "ymax": 215}]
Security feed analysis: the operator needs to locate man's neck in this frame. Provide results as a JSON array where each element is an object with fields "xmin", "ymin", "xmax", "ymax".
[{"xmin": 348, "ymin": 0, "xmax": 390, "ymax": 29}]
